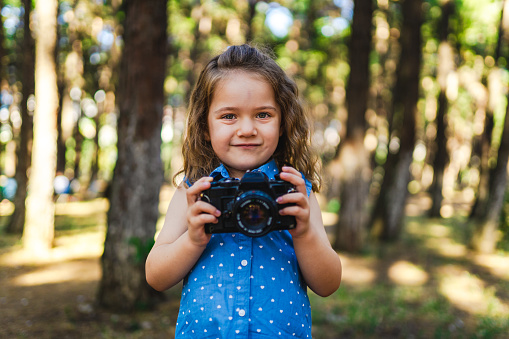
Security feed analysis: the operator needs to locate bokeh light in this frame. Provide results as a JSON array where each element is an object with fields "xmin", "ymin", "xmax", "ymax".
[{"xmin": 264, "ymin": 3, "xmax": 293, "ymax": 38}]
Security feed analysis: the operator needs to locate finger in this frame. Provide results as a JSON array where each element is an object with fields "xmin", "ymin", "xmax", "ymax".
[
  {"xmin": 279, "ymin": 205, "xmax": 309, "ymax": 221},
  {"xmin": 189, "ymin": 213, "xmax": 219, "ymax": 228},
  {"xmin": 190, "ymin": 200, "xmax": 221, "ymax": 217},
  {"xmin": 281, "ymin": 166, "xmax": 301, "ymax": 176},
  {"xmin": 277, "ymin": 192, "xmax": 308, "ymax": 207},
  {"xmin": 280, "ymin": 167, "xmax": 306, "ymax": 194},
  {"xmin": 186, "ymin": 177, "xmax": 213, "ymax": 205},
  {"xmin": 281, "ymin": 166, "xmax": 305, "ymax": 184}
]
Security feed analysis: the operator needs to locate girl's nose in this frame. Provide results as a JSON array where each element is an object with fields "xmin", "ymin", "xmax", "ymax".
[{"xmin": 236, "ymin": 118, "xmax": 257, "ymax": 137}]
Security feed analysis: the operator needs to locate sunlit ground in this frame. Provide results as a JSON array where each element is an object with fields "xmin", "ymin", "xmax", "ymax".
[{"xmin": 1, "ymin": 188, "xmax": 509, "ymax": 338}]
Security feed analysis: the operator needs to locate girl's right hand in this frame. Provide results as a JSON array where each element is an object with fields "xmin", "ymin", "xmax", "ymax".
[{"xmin": 186, "ymin": 177, "xmax": 221, "ymax": 247}]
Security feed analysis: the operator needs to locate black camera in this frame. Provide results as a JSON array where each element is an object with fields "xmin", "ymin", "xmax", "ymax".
[{"xmin": 201, "ymin": 171, "xmax": 297, "ymax": 237}]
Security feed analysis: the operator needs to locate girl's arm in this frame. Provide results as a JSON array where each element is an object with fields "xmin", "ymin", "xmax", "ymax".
[
  {"xmin": 278, "ymin": 167, "xmax": 342, "ymax": 297},
  {"xmin": 145, "ymin": 177, "xmax": 220, "ymax": 291}
]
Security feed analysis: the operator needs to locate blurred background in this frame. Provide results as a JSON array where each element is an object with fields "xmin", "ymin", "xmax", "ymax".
[{"xmin": 0, "ymin": 0, "xmax": 508, "ymax": 337}]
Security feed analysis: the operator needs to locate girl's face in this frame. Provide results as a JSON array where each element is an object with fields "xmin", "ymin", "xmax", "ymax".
[{"xmin": 206, "ymin": 71, "xmax": 282, "ymax": 179}]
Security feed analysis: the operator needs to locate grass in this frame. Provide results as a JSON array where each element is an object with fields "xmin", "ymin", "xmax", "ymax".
[
  {"xmin": 311, "ymin": 284, "xmax": 458, "ymax": 338},
  {"xmin": 0, "ymin": 196, "xmax": 508, "ymax": 338},
  {"xmin": 309, "ymin": 215, "xmax": 509, "ymax": 338}
]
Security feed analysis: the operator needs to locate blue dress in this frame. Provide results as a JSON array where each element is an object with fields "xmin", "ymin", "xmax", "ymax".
[{"xmin": 175, "ymin": 160, "xmax": 313, "ymax": 338}]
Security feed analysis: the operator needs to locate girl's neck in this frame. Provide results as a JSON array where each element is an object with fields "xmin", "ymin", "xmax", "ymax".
[
  {"xmin": 223, "ymin": 164, "xmax": 246, "ymax": 179},
  {"xmin": 223, "ymin": 158, "xmax": 274, "ymax": 179}
]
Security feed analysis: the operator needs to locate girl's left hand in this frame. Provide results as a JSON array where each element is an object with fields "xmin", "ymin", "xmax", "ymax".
[{"xmin": 277, "ymin": 166, "xmax": 311, "ymax": 238}]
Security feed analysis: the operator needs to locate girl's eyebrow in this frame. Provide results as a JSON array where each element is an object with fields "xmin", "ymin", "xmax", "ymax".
[
  {"xmin": 211, "ymin": 105, "xmax": 278, "ymax": 115},
  {"xmin": 211, "ymin": 106, "xmax": 237, "ymax": 115},
  {"xmin": 256, "ymin": 105, "xmax": 278, "ymax": 111}
]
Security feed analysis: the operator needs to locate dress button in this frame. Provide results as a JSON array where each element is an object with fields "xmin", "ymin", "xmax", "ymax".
[
  {"xmin": 239, "ymin": 309, "xmax": 246, "ymax": 317},
  {"xmin": 241, "ymin": 260, "xmax": 248, "ymax": 267}
]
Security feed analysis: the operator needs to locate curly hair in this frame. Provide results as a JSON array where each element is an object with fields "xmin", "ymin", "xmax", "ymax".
[{"xmin": 175, "ymin": 44, "xmax": 321, "ymax": 192}]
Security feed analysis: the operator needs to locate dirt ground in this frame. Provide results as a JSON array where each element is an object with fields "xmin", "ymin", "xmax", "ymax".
[
  {"xmin": 0, "ymin": 198, "xmax": 183, "ymax": 339},
  {"xmin": 0, "ymin": 195, "xmax": 508, "ymax": 338},
  {"xmin": 0, "ymin": 222, "xmax": 183, "ymax": 338},
  {"xmin": 0, "ymin": 257, "xmax": 183, "ymax": 338}
]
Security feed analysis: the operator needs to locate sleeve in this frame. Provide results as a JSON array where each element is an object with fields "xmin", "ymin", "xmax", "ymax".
[{"xmin": 302, "ymin": 173, "xmax": 312, "ymax": 197}]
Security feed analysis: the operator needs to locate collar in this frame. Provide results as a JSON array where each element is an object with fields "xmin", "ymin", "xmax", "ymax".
[{"xmin": 210, "ymin": 159, "xmax": 280, "ymax": 180}]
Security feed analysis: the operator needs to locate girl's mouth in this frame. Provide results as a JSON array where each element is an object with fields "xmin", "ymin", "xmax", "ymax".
[{"xmin": 234, "ymin": 143, "xmax": 259, "ymax": 149}]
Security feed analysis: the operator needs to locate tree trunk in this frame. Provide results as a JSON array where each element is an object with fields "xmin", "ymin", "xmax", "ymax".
[
  {"xmin": 428, "ymin": 91, "xmax": 449, "ymax": 217},
  {"xmin": 245, "ymin": 0, "xmax": 259, "ymax": 43},
  {"xmin": 0, "ymin": 0, "xmax": 5, "ymax": 178},
  {"xmin": 186, "ymin": 2, "xmax": 204, "ymax": 102},
  {"xmin": 56, "ymin": 82, "xmax": 67, "ymax": 174},
  {"xmin": 55, "ymin": 3, "xmax": 66, "ymax": 176},
  {"xmin": 22, "ymin": 0, "xmax": 58, "ymax": 255},
  {"xmin": 72, "ymin": 95, "xmax": 83, "ymax": 182},
  {"xmin": 98, "ymin": 0, "xmax": 167, "ymax": 311},
  {"xmin": 469, "ymin": 111, "xmax": 494, "ymax": 219},
  {"xmin": 471, "ymin": 93, "xmax": 509, "ymax": 253},
  {"xmin": 0, "ymin": 0, "xmax": 5, "ymax": 80},
  {"xmin": 7, "ymin": 0, "xmax": 34, "ymax": 234},
  {"xmin": 429, "ymin": 0, "xmax": 455, "ymax": 217},
  {"xmin": 470, "ymin": 0, "xmax": 509, "ymax": 253},
  {"xmin": 370, "ymin": 0, "xmax": 423, "ymax": 241},
  {"xmin": 90, "ymin": 100, "xmax": 103, "ymax": 184},
  {"xmin": 300, "ymin": 0, "xmax": 320, "ymax": 50},
  {"xmin": 470, "ymin": 0, "xmax": 508, "ymax": 219},
  {"xmin": 333, "ymin": 0, "xmax": 373, "ymax": 252}
]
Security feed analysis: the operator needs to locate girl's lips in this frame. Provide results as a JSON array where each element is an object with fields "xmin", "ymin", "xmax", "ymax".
[{"xmin": 233, "ymin": 143, "xmax": 260, "ymax": 148}]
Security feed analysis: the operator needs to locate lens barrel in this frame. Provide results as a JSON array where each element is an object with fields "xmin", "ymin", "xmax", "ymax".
[{"xmin": 233, "ymin": 190, "xmax": 277, "ymax": 237}]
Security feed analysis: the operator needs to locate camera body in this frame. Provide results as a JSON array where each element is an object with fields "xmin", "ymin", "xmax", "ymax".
[{"xmin": 201, "ymin": 171, "xmax": 296, "ymax": 237}]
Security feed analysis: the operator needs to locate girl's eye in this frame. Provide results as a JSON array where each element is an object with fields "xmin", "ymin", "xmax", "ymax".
[
  {"xmin": 221, "ymin": 114, "xmax": 236, "ymax": 120},
  {"xmin": 257, "ymin": 112, "xmax": 271, "ymax": 119}
]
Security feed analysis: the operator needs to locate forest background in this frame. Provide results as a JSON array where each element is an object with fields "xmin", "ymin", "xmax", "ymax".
[{"xmin": 1, "ymin": 0, "xmax": 509, "ymax": 337}]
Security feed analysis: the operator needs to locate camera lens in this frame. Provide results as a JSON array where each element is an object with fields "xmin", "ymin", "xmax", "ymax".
[
  {"xmin": 234, "ymin": 191, "xmax": 276, "ymax": 237},
  {"xmin": 239, "ymin": 203, "xmax": 268, "ymax": 228}
]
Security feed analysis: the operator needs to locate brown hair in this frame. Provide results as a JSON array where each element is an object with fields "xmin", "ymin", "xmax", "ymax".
[{"xmin": 175, "ymin": 44, "xmax": 321, "ymax": 192}]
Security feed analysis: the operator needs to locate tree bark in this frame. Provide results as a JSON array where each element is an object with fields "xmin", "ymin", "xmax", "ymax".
[
  {"xmin": 0, "ymin": 0, "xmax": 5, "ymax": 80},
  {"xmin": 6, "ymin": 0, "xmax": 34, "ymax": 234},
  {"xmin": 469, "ymin": 111, "xmax": 494, "ymax": 219},
  {"xmin": 370, "ymin": 0, "xmax": 423, "ymax": 241},
  {"xmin": 56, "ymin": 82, "xmax": 67, "ymax": 174},
  {"xmin": 471, "ymin": 93, "xmax": 509, "ymax": 253},
  {"xmin": 90, "ymin": 100, "xmax": 104, "ymax": 184},
  {"xmin": 333, "ymin": 0, "xmax": 373, "ymax": 252},
  {"xmin": 470, "ymin": 0, "xmax": 509, "ymax": 253},
  {"xmin": 429, "ymin": 0, "xmax": 455, "ymax": 217},
  {"xmin": 0, "ymin": 0, "xmax": 5, "ymax": 180},
  {"xmin": 245, "ymin": 0, "xmax": 259, "ymax": 43},
  {"xmin": 469, "ymin": 0, "xmax": 508, "ymax": 219},
  {"xmin": 98, "ymin": 0, "xmax": 167, "ymax": 311},
  {"xmin": 22, "ymin": 0, "xmax": 58, "ymax": 255}
]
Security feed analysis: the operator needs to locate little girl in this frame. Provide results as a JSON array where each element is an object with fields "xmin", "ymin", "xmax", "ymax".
[{"xmin": 146, "ymin": 44, "xmax": 342, "ymax": 338}]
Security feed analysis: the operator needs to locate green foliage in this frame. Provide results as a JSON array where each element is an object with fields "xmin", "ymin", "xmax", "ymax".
[
  {"xmin": 0, "ymin": 0, "xmax": 507, "ymax": 256},
  {"xmin": 128, "ymin": 237, "xmax": 155, "ymax": 265},
  {"xmin": 2, "ymin": 0, "xmax": 21, "ymax": 7},
  {"xmin": 459, "ymin": 0, "xmax": 501, "ymax": 55},
  {"xmin": 475, "ymin": 316, "xmax": 509, "ymax": 338},
  {"xmin": 499, "ymin": 191, "xmax": 509, "ymax": 252},
  {"xmin": 327, "ymin": 198, "xmax": 340, "ymax": 213},
  {"xmin": 55, "ymin": 213, "xmax": 102, "ymax": 232}
]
